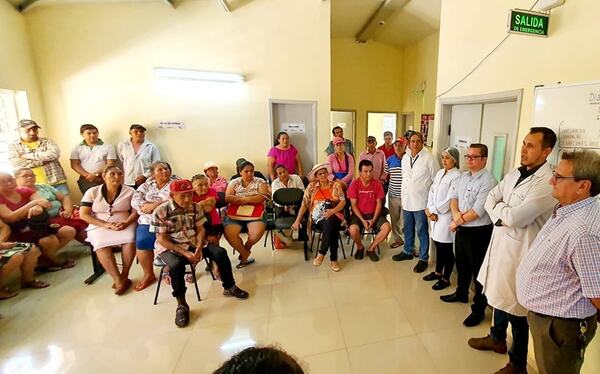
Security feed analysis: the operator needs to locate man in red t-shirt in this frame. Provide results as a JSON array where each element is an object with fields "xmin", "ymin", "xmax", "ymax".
[
  {"xmin": 378, "ymin": 131, "xmax": 395, "ymax": 159},
  {"xmin": 347, "ymin": 160, "xmax": 392, "ymax": 262}
]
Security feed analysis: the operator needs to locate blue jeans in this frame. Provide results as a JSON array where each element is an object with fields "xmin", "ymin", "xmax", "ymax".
[
  {"xmin": 491, "ymin": 308, "xmax": 529, "ymax": 369},
  {"xmin": 53, "ymin": 183, "xmax": 69, "ymax": 194},
  {"xmin": 402, "ymin": 209, "xmax": 429, "ymax": 261}
]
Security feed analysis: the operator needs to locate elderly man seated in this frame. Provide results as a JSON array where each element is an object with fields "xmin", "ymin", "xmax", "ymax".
[
  {"xmin": 347, "ymin": 160, "xmax": 391, "ymax": 262},
  {"xmin": 151, "ymin": 179, "xmax": 249, "ymax": 328}
]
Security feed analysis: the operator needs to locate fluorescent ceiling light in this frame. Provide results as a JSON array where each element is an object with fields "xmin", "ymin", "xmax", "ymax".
[{"xmin": 154, "ymin": 68, "xmax": 245, "ymax": 83}]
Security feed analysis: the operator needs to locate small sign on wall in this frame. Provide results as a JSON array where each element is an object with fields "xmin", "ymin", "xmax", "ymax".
[
  {"xmin": 282, "ymin": 123, "xmax": 305, "ymax": 133},
  {"xmin": 158, "ymin": 121, "xmax": 185, "ymax": 129}
]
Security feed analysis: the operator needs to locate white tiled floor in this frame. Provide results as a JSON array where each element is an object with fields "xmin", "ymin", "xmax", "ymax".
[{"xmin": 1, "ymin": 238, "xmax": 596, "ymax": 373}]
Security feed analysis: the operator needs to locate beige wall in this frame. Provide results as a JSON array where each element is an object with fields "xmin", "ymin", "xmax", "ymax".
[
  {"xmin": 436, "ymin": 0, "xmax": 600, "ymax": 163},
  {"xmin": 331, "ymin": 38, "xmax": 403, "ymax": 153},
  {"xmin": 0, "ymin": 1, "xmax": 45, "ymax": 125},
  {"xmin": 24, "ymin": 0, "xmax": 330, "ymax": 196},
  {"xmin": 436, "ymin": 1, "xmax": 599, "ymax": 371},
  {"xmin": 402, "ymin": 32, "xmax": 439, "ymax": 130}
]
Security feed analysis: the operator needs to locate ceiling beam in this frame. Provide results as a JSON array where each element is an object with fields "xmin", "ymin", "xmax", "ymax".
[
  {"xmin": 217, "ymin": 0, "xmax": 231, "ymax": 13},
  {"xmin": 18, "ymin": 0, "xmax": 40, "ymax": 12},
  {"xmin": 163, "ymin": 0, "xmax": 175, "ymax": 8},
  {"xmin": 355, "ymin": 0, "xmax": 411, "ymax": 43}
]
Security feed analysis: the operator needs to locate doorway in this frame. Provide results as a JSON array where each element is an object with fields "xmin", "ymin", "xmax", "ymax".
[
  {"xmin": 367, "ymin": 111, "xmax": 398, "ymax": 147},
  {"xmin": 437, "ymin": 90, "xmax": 522, "ymax": 180},
  {"xmin": 401, "ymin": 112, "xmax": 414, "ymax": 134},
  {"xmin": 330, "ymin": 109, "xmax": 355, "ymax": 151},
  {"xmin": 269, "ymin": 99, "xmax": 318, "ymax": 172}
]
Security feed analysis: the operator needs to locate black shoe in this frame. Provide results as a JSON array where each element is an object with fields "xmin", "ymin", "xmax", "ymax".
[
  {"xmin": 440, "ymin": 292, "xmax": 468, "ymax": 303},
  {"xmin": 422, "ymin": 272, "xmax": 440, "ymax": 281},
  {"xmin": 367, "ymin": 251, "xmax": 380, "ymax": 262},
  {"xmin": 413, "ymin": 260, "xmax": 428, "ymax": 273},
  {"xmin": 432, "ymin": 279, "xmax": 451, "ymax": 290},
  {"xmin": 354, "ymin": 249, "xmax": 365, "ymax": 260},
  {"xmin": 392, "ymin": 252, "xmax": 413, "ymax": 261},
  {"xmin": 175, "ymin": 304, "xmax": 190, "ymax": 328},
  {"xmin": 463, "ymin": 312, "xmax": 485, "ymax": 327},
  {"xmin": 223, "ymin": 285, "xmax": 249, "ymax": 300}
]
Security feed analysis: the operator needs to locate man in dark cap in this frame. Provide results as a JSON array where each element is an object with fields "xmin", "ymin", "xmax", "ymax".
[{"xmin": 117, "ymin": 124, "xmax": 162, "ymax": 188}]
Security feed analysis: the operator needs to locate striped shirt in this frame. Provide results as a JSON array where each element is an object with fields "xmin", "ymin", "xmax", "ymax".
[
  {"xmin": 449, "ymin": 168, "xmax": 497, "ymax": 227},
  {"xmin": 517, "ymin": 197, "xmax": 600, "ymax": 319},
  {"xmin": 385, "ymin": 154, "xmax": 403, "ymax": 198}
]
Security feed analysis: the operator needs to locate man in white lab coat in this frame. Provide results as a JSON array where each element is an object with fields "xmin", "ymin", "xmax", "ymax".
[{"xmin": 468, "ymin": 127, "xmax": 557, "ymax": 374}]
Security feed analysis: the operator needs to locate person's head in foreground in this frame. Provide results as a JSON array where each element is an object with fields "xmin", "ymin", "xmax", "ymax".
[{"xmin": 213, "ymin": 346, "xmax": 304, "ymax": 374}]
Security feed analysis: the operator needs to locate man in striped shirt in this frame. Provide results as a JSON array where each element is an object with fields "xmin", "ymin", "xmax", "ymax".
[
  {"xmin": 385, "ymin": 137, "xmax": 406, "ymax": 248},
  {"xmin": 517, "ymin": 150, "xmax": 600, "ymax": 374}
]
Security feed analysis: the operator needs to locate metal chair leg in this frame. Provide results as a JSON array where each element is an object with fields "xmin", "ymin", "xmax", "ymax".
[
  {"xmin": 205, "ymin": 257, "xmax": 216, "ymax": 280},
  {"xmin": 153, "ymin": 266, "xmax": 165, "ymax": 305},
  {"xmin": 190, "ymin": 264, "xmax": 201, "ymax": 302}
]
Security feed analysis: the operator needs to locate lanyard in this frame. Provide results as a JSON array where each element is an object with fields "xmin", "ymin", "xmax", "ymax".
[{"xmin": 410, "ymin": 155, "xmax": 419, "ymax": 168}]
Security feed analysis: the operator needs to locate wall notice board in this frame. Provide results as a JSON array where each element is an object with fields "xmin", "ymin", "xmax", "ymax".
[{"xmin": 533, "ymin": 81, "xmax": 600, "ymax": 166}]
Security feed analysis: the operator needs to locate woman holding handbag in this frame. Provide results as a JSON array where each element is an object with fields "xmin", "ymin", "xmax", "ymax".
[
  {"xmin": 224, "ymin": 160, "xmax": 270, "ymax": 269},
  {"xmin": 291, "ymin": 163, "xmax": 346, "ymax": 272}
]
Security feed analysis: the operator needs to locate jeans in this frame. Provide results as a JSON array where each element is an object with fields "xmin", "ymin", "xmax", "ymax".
[
  {"xmin": 491, "ymin": 308, "xmax": 529, "ymax": 369},
  {"xmin": 402, "ymin": 209, "xmax": 429, "ymax": 261},
  {"xmin": 158, "ymin": 245, "xmax": 236, "ymax": 298},
  {"xmin": 433, "ymin": 240, "xmax": 454, "ymax": 280},
  {"xmin": 455, "ymin": 224, "xmax": 493, "ymax": 315}
]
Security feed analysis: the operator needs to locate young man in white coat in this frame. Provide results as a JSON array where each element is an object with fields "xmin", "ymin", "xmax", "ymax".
[{"xmin": 468, "ymin": 127, "xmax": 557, "ymax": 374}]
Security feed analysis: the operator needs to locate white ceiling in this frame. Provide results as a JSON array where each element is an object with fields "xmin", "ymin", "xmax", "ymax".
[{"xmin": 331, "ymin": 0, "xmax": 441, "ymax": 48}]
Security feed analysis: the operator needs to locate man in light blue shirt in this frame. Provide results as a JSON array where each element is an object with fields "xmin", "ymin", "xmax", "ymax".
[
  {"xmin": 441, "ymin": 143, "xmax": 497, "ymax": 328},
  {"xmin": 517, "ymin": 150, "xmax": 600, "ymax": 374}
]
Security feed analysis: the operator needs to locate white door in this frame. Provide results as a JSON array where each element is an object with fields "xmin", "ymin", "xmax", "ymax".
[
  {"xmin": 330, "ymin": 110, "xmax": 355, "ymax": 149},
  {"xmin": 449, "ymin": 104, "xmax": 483, "ymax": 170},
  {"xmin": 270, "ymin": 101, "xmax": 317, "ymax": 174},
  {"xmin": 480, "ymin": 101, "xmax": 518, "ymax": 179}
]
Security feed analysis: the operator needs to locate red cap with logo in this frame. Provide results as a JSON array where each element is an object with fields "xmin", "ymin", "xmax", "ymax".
[{"xmin": 169, "ymin": 179, "xmax": 193, "ymax": 194}]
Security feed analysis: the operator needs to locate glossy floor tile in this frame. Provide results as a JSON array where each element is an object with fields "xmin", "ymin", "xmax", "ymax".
[{"xmin": 1, "ymin": 239, "xmax": 597, "ymax": 373}]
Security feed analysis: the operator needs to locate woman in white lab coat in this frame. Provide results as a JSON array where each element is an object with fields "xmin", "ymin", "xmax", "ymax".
[
  {"xmin": 477, "ymin": 161, "xmax": 555, "ymax": 316},
  {"xmin": 423, "ymin": 147, "xmax": 461, "ymax": 290}
]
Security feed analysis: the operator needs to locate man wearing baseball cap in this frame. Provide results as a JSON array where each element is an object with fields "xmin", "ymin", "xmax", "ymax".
[
  {"xmin": 151, "ymin": 179, "xmax": 249, "ymax": 328},
  {"xmin": 384, "ymin": 137, "xmax": 407, "ymax": 248},
  {"xmin": 117, "ymin": 124, "xmax": 162, "ymax": 188},
  {"xmin": 8, "ymin": 119, "xmax": 69, "ymax": 193}
]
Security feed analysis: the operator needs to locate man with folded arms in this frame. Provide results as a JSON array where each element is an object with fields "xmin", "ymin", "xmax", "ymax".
[
  {"xmin": 517, "ymin": 150, "xmax": 600, "ymax": 374},
  {"xmin": 117, "ymin": 124, "xmax": 161, "ymax": 189},
  {"xmin": 469, "ymin": 128, "xmax": 557, "ymax": 374},
  {"xmin": 151, "ymin": 179, "xmax": 249, "ymax": 328}
]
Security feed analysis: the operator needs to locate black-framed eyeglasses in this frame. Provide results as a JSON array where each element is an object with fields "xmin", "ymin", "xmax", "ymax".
[
  {"xmin": 464, "ymin": 155, "xmax": 483, "ymax": 160},
  {"xmin": 552, "ymin": 170, "xmax": 577, "ymax": 180}
]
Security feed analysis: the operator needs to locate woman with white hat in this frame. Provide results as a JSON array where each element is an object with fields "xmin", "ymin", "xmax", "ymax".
[
  {"xmin": 292, "ymin": 163, "xmax": 346, "ymax": 272},
  {"xmin": 423, "ymin": 147, "xmax": 461, "ymax": 290},
  {"xmin": 203, "ymin": 161, "xmax": 228, "ymax": 194}
]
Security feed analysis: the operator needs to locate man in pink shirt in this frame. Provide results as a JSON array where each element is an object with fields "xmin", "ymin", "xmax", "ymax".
[
  {"xmin": 347, "ymin": 159, "xmax": 392, "ymax": 262},
  {"xmin": 359, "ymin": 136, "xmax": 388, "ymax": 185}
]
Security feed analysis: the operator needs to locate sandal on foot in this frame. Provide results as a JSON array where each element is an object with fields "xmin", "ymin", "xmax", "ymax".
[
  {"xmin": 46, "ymin": 259, "xmax": 76, "ymax": 272},
  {"xmin": 115, "ymin": 279, "xmax": 132, "ymax": 295},
  {"xmin": 0, "ymin": 287, "xmax": 18, "ymax": 300},
  {"xmin": 134, "ymin": 277, "xmax": 157, "ymax": 292},
  {"xmin": 236, "ymin": 257, "xmax": 255, "ymax": 269},
  {"xmin": 313, "ymin": 255, "xmax": 324, "ymax": 267},
  {"xmin": 22, "ymin": 280, "xmax": 50, "ymax": 289},
  {"xmin": 330, "ymin": 261, "xmax": 341, "ymax": 272}
]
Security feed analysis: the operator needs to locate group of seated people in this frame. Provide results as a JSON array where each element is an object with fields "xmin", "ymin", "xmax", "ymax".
[{"xmin": 2, "ymin": 118, "xmax": 598, "ymax": 374}]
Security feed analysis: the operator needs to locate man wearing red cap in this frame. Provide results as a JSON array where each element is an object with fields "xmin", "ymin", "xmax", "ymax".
[{"xmin": 151, "ymin": 179, "xmax": 249, "ymax": 328}]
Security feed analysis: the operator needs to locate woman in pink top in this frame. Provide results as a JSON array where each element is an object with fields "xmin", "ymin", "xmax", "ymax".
[
  {"xmin": 267, "ymin": 132, "xmax": 304, "ymax": 181},
  {"xmin": 327, "ymin": 137, "xmax": 355, "ymax": 187}
]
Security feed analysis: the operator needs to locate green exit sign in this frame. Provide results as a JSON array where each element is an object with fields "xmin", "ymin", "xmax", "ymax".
[{"xmin": 508, "ymin": 9, "xmax": 550, "ymax": 37}]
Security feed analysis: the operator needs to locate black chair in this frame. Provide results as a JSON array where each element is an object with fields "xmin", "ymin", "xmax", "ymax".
[
  {"xmin": 348, "ymin": 207, "xmax": 390, "ymax": 256},
  {"xmin": 152, "ymin": 257, "xmax": 214, "ymax": 305},
  {"xmin": 263, "ymin": 188, "xmax": 305, "ymax": 251}
]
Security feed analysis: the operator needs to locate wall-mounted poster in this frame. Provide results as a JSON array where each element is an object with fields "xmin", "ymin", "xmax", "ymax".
[{"xmin": 420, "ymin": 114, "xmax": 434, "ymax": 146}]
